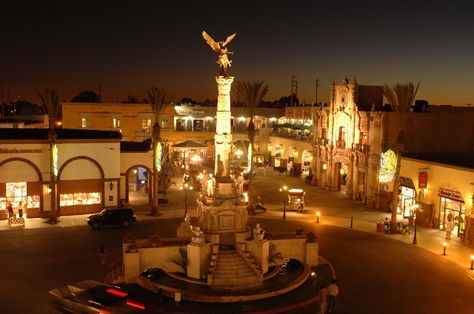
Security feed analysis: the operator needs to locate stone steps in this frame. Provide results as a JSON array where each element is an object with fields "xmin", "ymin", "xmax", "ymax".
[{"xmin": 210, "ymin": 250, "xmax": 262, "ymax": 291}]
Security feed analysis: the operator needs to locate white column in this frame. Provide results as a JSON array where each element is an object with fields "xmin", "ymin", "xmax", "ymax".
[{"xmin": 214, "ymin": 76, "xmax": 234, "ymax": 177}]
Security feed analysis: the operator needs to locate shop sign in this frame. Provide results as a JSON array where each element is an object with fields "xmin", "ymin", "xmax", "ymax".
[
  {"xmin": 438, "ymin": 188, "xmax": 464, "ymax": 203},
  {"xmin": 0, "ymin": 149, "xmax": 42, "ymax": 154},
  {"xmin": 418, "ymin": 172, "xmax": 428, "ymax": 189}
]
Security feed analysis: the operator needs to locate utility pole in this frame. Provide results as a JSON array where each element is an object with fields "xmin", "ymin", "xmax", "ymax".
[
  {"xmin": 0, "ymin": 80, "xmax": 3, "ymax": 118},
  {"xmin": 315, "ymin": 78, "xmax": 319, "ymax": 108},
  {"xmin": 290, "ymin": 76, "xmax": 298, "ymax": 107},
  {"xmin": 98, "ymin": 83, "xmax": 102, "ymax": 102}
]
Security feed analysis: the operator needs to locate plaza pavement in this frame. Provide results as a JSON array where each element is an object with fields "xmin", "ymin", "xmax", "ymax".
[{"xmin": 2, "ymin": 167, "xmax": 473, "ymax": 279}]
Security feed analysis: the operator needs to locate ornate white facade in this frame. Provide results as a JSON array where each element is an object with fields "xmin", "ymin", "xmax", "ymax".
[{"xmin": 312, "ymin": 78, "xmax": 385, "ymax": 204}]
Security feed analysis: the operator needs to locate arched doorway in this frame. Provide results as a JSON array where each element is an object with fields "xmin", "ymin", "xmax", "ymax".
[
  {"xmin": 334, "ymin": 162, "xmax": 348, "ymax": 192},
  {"xmin": 0, "ymin": 158, "xmax": 43, "ymax": 218},
  {"xmin": 58, "ymin": 156, "xmax": 105, "ymax": 215},
  {"xmin": 126, "ymin": 165, "xmax": 151, "ymax": 205}
]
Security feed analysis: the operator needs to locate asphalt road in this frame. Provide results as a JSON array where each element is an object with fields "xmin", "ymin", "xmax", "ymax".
[{"xmin": 0, "ymin": 217, "xmax": 473, "ymax": 314}]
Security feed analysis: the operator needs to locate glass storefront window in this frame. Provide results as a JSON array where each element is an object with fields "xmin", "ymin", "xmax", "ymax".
[
  {"xmin": 60, "ymin": 192, "xmax": 101, "ymax": 206},
  {"xmin": 1, "ymin": 182, "xmax": 40, "ymax": 210}
]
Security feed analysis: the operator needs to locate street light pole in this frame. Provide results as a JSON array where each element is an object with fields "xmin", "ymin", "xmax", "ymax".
[
  {"xmin": 280, "ymin": 185, "xmax": 287, "ymax": 220},
  {"xmin": 412, "ymin": 213, "xmax": 417, "ymax": 244},
  {"xmin": 412, "ymin": 204, "xmax": 420, "ymax": 245},
  {"xmin": 181, "ymin": 182, "xmax": 193, "ymax": 218}
]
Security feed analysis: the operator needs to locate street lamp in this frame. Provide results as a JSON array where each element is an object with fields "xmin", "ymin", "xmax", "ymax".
[
  {"xmin": 411, "ymin": 203, "xmax": 420, "ymax": 245},
  {"xmin": 180, "ymin": 182, "xmax": 193, "ymax": 218},
  {"xmin": 279, "ymin": 185, "xmax": 288, "ymax": 220}
]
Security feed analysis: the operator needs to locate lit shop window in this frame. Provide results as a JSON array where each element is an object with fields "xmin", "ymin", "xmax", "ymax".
[
  {"xmin": 60, "ymin": 192, "xmax": 101, "ymax": 206},
  {"xmin": 113, "ymin": 118, "xmax": 121, "ymax": 128},
  {"xmin": 160, "ymin": 119, "xmax": 169, "ymax": 128},
  {"xmin": 81, "ymin": 117, "xmax": 88, "ymax": 128},
  {"xmin": 1, "ymin": 182, "xmax": 40, "ymax": 210}
]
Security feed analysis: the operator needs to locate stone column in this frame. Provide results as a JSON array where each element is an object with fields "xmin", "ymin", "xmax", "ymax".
[{"xmin": 214, "ymin": 76, "xmax": 234, "ymax": 177}]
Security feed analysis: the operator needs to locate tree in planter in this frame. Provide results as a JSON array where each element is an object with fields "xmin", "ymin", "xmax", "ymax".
[
  {"xmin": 38, "ymin": 89, "xmax": 61, "ymax": 224},
  {"xmin": 383, "ymin": 82, "xmax": 420, "ymax": 233},
  {"xmin": 235, "ymin": 81, "xmax": 269, "ymax": 209},
  {"xmin": 148, "ymin": 87, "xmax": 171, "ymax": 216}
]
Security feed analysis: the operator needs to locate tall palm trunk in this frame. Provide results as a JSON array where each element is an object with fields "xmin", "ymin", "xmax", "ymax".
[
  {"xmin": 147, "ymin": 87, "xmax": 170, "ymax": 216},
  {"xmin": 38, "ymin": 89, "xmax": 61, "ymax": 224},
  {"xmin": 48, "ymin": 125, "xmax": 58, "ymax": 224},
  {"xmin": 151, "ymin": 122, "xmax": 161, "ymax": 216},
  {"xmin": 235, "ymin": 81, "xmax": 269, "ymax": 209},
  {"xmin": 384, "ymin": 82, "xmax": 419, "ymax": 233},
  {"xmin": 247, "ymin": 119, "xmax": 256, "ymax": 206},
  {"xmin": 390, "ymin": 150, "xmax": 402, "ymax": 232}
]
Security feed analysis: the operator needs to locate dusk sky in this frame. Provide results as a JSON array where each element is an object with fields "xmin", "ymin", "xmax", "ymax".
[{"xmin": 1, "ymin": 0, "xmax": 474, "ymax": 105}]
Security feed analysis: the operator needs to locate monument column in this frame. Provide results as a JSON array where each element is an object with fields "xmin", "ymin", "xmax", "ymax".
[{"xmin": 214, "ymin": 76, "xmax": 234, "ymax": 177}]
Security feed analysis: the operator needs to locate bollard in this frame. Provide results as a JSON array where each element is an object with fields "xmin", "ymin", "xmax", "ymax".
[
  {"xmin": 470, "ymin": 255, "xmax": 474, "ymax": 270},
  {"xmin": 350, "ymin": 216, "xmax": 353, "ymax": 228},
  {"xmin": 316, "ymin": 212, "xmax": 320, "ymax": 223},
  {"xmin": 442, "ymin": 242, "xmax": 447, "ymax": 256}
]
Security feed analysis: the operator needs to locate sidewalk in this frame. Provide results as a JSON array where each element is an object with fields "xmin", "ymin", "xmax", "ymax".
[{"xmin": 2, "ymin": 168, "xmax": 473, "ymax": 278}]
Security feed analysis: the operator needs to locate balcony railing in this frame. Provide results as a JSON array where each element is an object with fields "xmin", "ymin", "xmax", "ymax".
[
  {"xmin": 270, "ymin": 128, "xmax": 312, "ymax": 142},
  {"xmin": 352, "ymin": 143, "xmax": 370, "ymax": 153}
]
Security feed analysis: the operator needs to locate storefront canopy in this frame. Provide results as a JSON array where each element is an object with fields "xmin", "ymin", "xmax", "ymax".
[
  {"xmin": 172, "ymin": 140, "xmax": 207, "ymax": 148},
  {"xmin": 439, "ymin": 187, "xmax": 465, "ymax": 203}
]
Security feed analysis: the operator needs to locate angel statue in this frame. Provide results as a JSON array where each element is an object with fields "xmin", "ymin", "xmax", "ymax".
[{"xmin": 202, "ymin": 31, "xmax": 236, "ymax": 76}]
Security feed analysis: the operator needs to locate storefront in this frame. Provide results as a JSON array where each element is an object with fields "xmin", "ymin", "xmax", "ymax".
[
  {"xmin": 438, "ymin": 187, "xmax": 465, "ymax": 237},
  {"xmin": 59, "ymin": 179, "xmax": 103, "ymax": 215},
  {"xmin": 399, "ymin": 177, "xmax": 416, "ymax": 218},
  {"xmin": 0, "ymin": 181, "xmax": 41, "ymax": 218},
  {"xmin": 302, "ymin": 150, "xmax": 312, "ymax": 174},
  {"xmin": 0, "ymin": 129, "xmax": 121, "ymax": 219}
]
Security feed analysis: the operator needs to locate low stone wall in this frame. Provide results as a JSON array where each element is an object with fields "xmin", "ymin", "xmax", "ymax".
[
  {"xmin": 270, "ymin": 238, "xmax": 318, "ymax": 266},
  {"xmin": 123, "ymin": 239, "xmax": 188, "ymax": 284}
]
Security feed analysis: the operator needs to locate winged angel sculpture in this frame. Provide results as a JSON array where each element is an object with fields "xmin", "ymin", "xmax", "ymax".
[{"xmin": 202, "ymin": 31, "xmax": 236, "ymax": 76}]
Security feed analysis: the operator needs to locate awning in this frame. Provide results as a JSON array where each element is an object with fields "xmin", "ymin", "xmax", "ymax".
[
  {"xmin": 439, "ymin": 188, "xmax": 465, "ymax": 203},
  {"xmin": 172, "ymin": 140, "xmax": 207, "ymax": 148},
  {"xmin": 399, "ymin": 176, "xmax": 415, "ymax": 189}
]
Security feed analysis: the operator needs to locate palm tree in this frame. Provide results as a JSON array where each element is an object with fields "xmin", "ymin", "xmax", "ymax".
[
  {"xmin": 148, "ymin": 87, "xmax": 171, "ymax": 216},
  {"xmin": 235, "ymin": 81, "xmax": 269, "ymax": 209},
  {"xmin": 383, "ymin": 82, "xmax": 420, "ymax": 233},
  {"xmin": 38, "ymin": 89, "xmax": 61, "ymax": 224}
]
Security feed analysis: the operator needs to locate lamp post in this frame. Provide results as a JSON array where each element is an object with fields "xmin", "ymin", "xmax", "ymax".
[
  {"xmin": 279, "ymin": 185, "xmax": 288, "ymax": 220},
  {"xmin": 180, "ymin": 182, "xmax": 193, "ymax": 218},
  {"xmin": 412, "ymin": 204, "xmax": 420, "ymax": 245}
]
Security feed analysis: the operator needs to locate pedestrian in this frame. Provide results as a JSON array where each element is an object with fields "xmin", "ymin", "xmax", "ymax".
[
  {"xmin": 445, "ymin": 213, "xmax": 453, "ymax": 240},
  {"xmin": 98, "ymin": 244, "xmax": 107, "ymax": 266},
  {"xmin": 318, "ymin": 284, "xmax": 328, "ymax": 314},
  {"xmin": 327, "ymin": 278, "xmax": 339, "ymax": 312},
  {"xmin": 18, "ymin": 201, "xmax": 25, "ymax": 218},
  {"xmin": 7, "ymin": 202, "xmax": 14, "ymax": 218}
]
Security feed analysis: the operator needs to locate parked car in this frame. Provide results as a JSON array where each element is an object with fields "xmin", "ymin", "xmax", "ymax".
[
  {"xmin": 48, "ymin": 279, "xmax": 145, "ymax": 313},
  {"xmin": 87, "ymin": 207, "xmax": 137, "ymax": 230}
]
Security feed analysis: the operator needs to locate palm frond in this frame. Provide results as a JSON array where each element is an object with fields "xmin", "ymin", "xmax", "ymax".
[{"xmin": 148, "ymin": 87, "xmax": 172, "ymax": 121}]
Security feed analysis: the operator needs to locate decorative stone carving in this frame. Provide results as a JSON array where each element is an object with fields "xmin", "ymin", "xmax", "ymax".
[{"xmin": 253, "ymin": 223, "xmax": 265, "ymax": 241}]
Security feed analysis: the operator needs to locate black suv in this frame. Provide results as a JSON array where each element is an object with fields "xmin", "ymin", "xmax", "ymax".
[{"xmin": 87, "ymin": 207, "xmax": 137, "ymax": 230}]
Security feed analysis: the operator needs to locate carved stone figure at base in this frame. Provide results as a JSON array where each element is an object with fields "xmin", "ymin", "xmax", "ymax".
[
  {"xmin": 190, "ymin": 225, "xmax": 205, "ymax": 245},
  {"xmin": 253, "ymin": 223, "xmax": 265, "ymax": 241}
]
